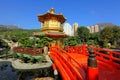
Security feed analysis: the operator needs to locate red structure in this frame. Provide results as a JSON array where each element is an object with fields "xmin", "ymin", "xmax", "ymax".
[
  {"xmin": 49, "ymin": 45, "xmax": 120, "ymax": 80},
  {"xmin": 13, "ymin": 47, "xmax": 43, "ymax": 55}
]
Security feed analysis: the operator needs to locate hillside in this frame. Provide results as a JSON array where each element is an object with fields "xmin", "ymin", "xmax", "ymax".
[
  {"xmin": 96, "ymin": 22, "xmax": 117, "ymax": 27},
  {"xmin": 0, "ymin": 25, "xmax": 40, "ymax": 41},
  {"xmin": 0, "ymin": 24, "xmax": 39, "ymax": 32},
  {"xmin": 0, "ymin": 24, "xmax": 20, "ymax": 29}
]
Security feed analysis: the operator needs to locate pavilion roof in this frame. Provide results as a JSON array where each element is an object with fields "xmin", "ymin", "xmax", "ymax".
[{"xmin": 38, "ymin": 8, "xmax": 66, "ymax": 23}]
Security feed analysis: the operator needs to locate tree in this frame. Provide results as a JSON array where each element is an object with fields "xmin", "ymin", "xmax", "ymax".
[
  {"xmin": 77, "ymin": 26, "xmax": 90, "ymax": 42},
  {"xmin": 100, "ymin": 26, "xmax": 114, "ymax": 42},
  {"xmin": 87, "ymin": 33, "xmax": 100, "ymax": 46},
  {"xmin": 18, "ymin": 37, "xmax": 34, "ymax": 48},
  {"xmin": 100, "ymin": 26, "xmax": 120, "ymax": 48},
  {"xmin": 111, "ymin": 26, "xmax": 120, "ymax": 48},
  {"xmin": 64, "ymin": 36, "xmax": 79, "ymax": 46},
  {"xmin": 35, "ymin": 35, "xmax": 53, "ymax": 47}
]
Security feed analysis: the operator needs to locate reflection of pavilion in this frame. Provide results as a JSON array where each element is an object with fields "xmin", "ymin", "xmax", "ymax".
[{"xmin": 34, "ymin": 8, "xmax": 68, "ymax": 47}]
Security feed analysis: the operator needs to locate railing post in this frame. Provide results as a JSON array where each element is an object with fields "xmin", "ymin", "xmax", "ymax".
[
  {"xmin": 52, "ymin": 64, "xmax": 58, "ymax": 79},
  {"xmin": 82, "ymin": 44, "xmax": 86, "ymax": 55},
  {"xmin": 109, "ymin": 51, "xmax": 113, "ymax": 62},
  {"xmin": 87, "ymin": 49, "xmax": 99, "ymax": 80}
]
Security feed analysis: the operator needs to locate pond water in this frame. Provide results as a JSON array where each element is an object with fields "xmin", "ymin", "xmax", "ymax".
[
  {"xmin": 0, "ymin": 62, "xmax": 54, "ymax": 80},
  {"xmin": 0, "ymin": 62, "xmax": 18, "ymax": 80},
  {"xmin": 0, "ymin": 49, "xmax": 54, "ymax": 80}
]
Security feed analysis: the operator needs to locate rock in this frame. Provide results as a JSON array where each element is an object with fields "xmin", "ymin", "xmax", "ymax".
[{"xmin": 34, "ymin": 77, "xmax": 54, "ymax": 80}]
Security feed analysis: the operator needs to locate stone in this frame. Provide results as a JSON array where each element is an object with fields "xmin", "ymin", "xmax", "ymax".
[{"xmin": 34, "ymin": 77, "xmax": 54, "ymax": 80}]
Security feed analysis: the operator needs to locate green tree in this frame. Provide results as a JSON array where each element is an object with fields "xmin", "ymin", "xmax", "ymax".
[
  {"xmin": 100, "ymin": 26, "xmax": 120, "ymax": 48},
  {"xmin": 87, "ymin": 33, "xmax": 100, "ymax": 46},
  {"xmin": 111, "ymin": 26, "xmax": 120, "ymax": 47},
  {"xmin": 18, "ymin": 37, "xmax": 34, "ymax": 47},
  {"xmin": 35, "ymin": 38, "xmax": 43, "ymax": 48},
  {"xmin": 64, "ymin": 36, "xmax": 79, "ymax": 46},
  {"xmin": 100, "ymin": 26, "xmax": 114, "ymax": 42},
  {"xmin": 77, "ymin": 26, "xmax": 90, "ymax": 42}
]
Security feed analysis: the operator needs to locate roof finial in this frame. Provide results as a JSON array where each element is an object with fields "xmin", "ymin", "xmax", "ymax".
[{"xmin": 49, "ymin": 8, "xmax": 55, "ymax": 14}]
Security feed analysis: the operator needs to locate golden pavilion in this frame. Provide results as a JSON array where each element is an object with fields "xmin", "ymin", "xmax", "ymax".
[{"xmin": 34, "ymin": 8, "xmax": 68, "ymax": 47}]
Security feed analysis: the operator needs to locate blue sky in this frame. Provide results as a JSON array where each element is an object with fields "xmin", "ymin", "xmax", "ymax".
[{"xmin": 0, "ymin": 0, "xmax": 120, "ymax": 29}]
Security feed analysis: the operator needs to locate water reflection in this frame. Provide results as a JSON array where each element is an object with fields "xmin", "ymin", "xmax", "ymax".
[
  {"xmin": 0, "ymin": 49, "xmax": 54, "ymax": 80},
  {"xmin": 0, "ymin": 62, "xmax": 18, "ymax": 80},
  {"xmin": 0, "ymin": 62, "xmax": 54, "ymax": 80}
]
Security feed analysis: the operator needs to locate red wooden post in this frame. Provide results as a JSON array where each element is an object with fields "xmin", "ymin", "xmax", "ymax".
[
  {"xmin": 82, "ymin": 44, "xmax": 86, "ymax": 55},
  {"xmin": 87, "ymin": 49, "xmax": 99, "ymax": 80},
  {"xmin": 52, "ymin": 64, "xmax": 58, "ymax": 76}
]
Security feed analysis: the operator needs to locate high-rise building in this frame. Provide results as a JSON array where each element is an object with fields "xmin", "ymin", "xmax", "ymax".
[
  {"xmin": 88, "ymin": 24, "xmax": 100, "ymax": 33},
  {"xmin": 94, "ymin": 25, "xmax": 99, "ymax": 33},
  {"xmin": 88, "ymin": 23, "xmax": 116, "ymax": 33},
  {"xmin": 63, "ymin": 23, "xmax": 73, "ymax": 36},
  {"xmin": 63, "ymin": 22, "xmax": 78, "ymax": 36},
  {"xmin": 73, "ymin": 23, "xmax": 78, "ymax": 36}
]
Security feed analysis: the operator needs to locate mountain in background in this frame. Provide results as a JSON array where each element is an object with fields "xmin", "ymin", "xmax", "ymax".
[
  {"xmin": 96, "ymin": 22, "xmax": 119, "ymax": 31},
  {"xmin": 96, "ymin": 22, "xmax": 117, "ymax": 27},
  {"xmin": 0, "ymin": 24, "xmax": 40, "ymax": 36},
  {"xmin": 0, "ymin": 24, "xmax": 20, "ymax": 29},
  {"xmin": 88, "ymin": 22, "xmax": 119, "ymax": 33}
]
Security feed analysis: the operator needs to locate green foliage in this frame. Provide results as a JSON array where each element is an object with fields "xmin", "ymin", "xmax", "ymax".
[
  {"xmin": 100, "ymin": 26, "xmax": 120, "ymax": 48},
  {"xmin": 87, "ymin": 33, "xmax": 100, "ymax": 46},
  {"xmin": 111, "ymin": 26, "xmax": 120, "ymax": 47},
  {"xmin": 35, "ymin": 38, "xmax": 44, "ymax": 48},
  {"xmin": 18, "ymin": 37, "xmax": 34, "ymax": 48},
  {"xmin": 77, "ymin": 26, "xmax": 90, "ymax": 42},
  {"xmin": 100, "ymin": 26, "xmax": 114, "ymax": 42},
  {"xmin": 64, "ymin": 36, "xmax": 79, "ymax": 46},
  {"xmin": 103, "ymin": 41, "xmax": 108, "ymax": 48},
  {"xmin": 0, "ymin": 26, "xmax": 40, "ymax": 42},
  {"xmin": 12, "ymin": 52, "xmax": 45, "ymax": 63},
  {"xmin": 18, "ymin": 35, "xmax": 53, "ymax": 48},
  {"xmin": 86, "ymin": 40, "xmax": 96, "ymax": 46}
]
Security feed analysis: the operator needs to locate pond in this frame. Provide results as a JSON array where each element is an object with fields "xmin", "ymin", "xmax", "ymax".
[
  {"xmin": 0, "ymin": 49, "xmax": 55, "ymax": 80},
  {"xmin": 0, "ymin": 62, "xmax": 18, "ymax": 80},
  {"xmin": 0, "ymin": 62, "xmax": 54, "ymax": 80}
]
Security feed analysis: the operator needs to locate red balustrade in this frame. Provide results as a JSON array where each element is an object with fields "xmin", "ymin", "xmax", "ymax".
[
  {"xmin": 50, "ymin": 46, "xmax": 85, "ymax": 80},
  {"xmin": 87, "ymin": 46, "xmax": 120, "ymax": 69},
  {"xmin": 50, "ymin": 45, "xmax": 120, "ymax": 80}
]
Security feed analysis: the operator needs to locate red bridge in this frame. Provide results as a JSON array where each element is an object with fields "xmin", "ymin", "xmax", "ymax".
[{"xmin": 49, "ymin": 44, "xmax": 120, "ymax": 80}]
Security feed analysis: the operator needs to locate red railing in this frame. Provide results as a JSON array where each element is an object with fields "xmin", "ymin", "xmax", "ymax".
[
  {"xmin": 50, "ymin": 46, "xmax": 85, "ymax": 80},
  {"xmin": 67, "ymin": 45, "xmax": 120, "ymax": 69},
  {"xmin": 67, "ymin": 44, "xmax": 88, "ymax": 55},
  {"xmin": 87, "ymin": 46, "xmax": 120, "ymax": 69}
]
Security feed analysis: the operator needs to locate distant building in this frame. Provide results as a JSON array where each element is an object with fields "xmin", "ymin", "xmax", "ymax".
[
  {"xmin": 88, "ymin": 23, "xmax": 116, "ymax": 33},
  {"xmin": 87, "ymin": 25, "xmax": 99, "ymax": 33},
  {"xmin": 63, "ymin": 23, "xmax": 73, "ymax": 36},
  {"xmin": 63, "ymin": 22, "xmax": 78, "ymax": 36},
  {"xmin": 73, "ymin": 23, "xmax": 78, "ymax": 36}
]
